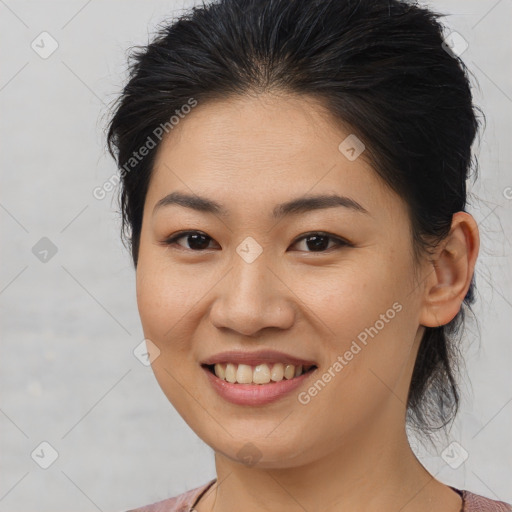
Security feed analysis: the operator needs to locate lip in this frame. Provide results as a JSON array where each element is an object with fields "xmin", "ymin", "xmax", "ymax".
[
  {"xmin": 202, "ymin": 365, "xmax": 317, "ymax": 406},
  {"xmin": 200, "ymin": 349, "xmax": 317, "ymax": 367}
]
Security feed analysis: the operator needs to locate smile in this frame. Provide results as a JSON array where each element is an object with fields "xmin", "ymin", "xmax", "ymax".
[{"xmin": 202, "ymin": 363, "xmax": 318, "ymax": 406}]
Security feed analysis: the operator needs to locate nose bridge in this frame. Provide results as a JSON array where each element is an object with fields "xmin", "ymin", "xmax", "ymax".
[{"xmin": 230, "ymin": 242, "xmax": 278, "ymax": 309}]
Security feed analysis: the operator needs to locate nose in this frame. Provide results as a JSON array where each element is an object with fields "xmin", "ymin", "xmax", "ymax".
[{"xmin": 209, "ymin": 251, "xmax": 296, "ymax": 337}]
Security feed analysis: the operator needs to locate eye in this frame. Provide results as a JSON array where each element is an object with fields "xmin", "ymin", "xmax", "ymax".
[
  {"xmin": 161, "ymin": 230, "xmax": 351, "ymax": 253},
  {"xmin": 290, "ymin": 232, "xmax": 350, "ymax": 252},
  {"xmin": 162, "ymin": 231, "xmax": 219, "ymax": 251}
]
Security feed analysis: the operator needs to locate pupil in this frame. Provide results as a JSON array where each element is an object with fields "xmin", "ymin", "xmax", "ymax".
[
  {"xmin": 307, "ymin": 235, "xmax": 328, "ymax": 251},
  {"xmin": 188, "ymin": 234, "xmax": 210, "ymax": 250}
]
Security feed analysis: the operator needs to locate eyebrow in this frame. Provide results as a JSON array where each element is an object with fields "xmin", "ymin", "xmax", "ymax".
[{"xmin": 153, "ymin": 191, "xmax": 369, "ymax": 219}]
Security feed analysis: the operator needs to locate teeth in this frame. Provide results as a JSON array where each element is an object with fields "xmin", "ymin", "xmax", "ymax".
[
  {"xmin": 253, "ymin": 364, "xmax": 271, "ymax": 384},
  {"xmin": 284, "ymin": 364, "xmax": 295, "ymax": 380},
  {"xmin": 211, "ymin": 362, "xmax": 313, "ymax": 384},
  {"xmin": 236, "ymin": 364, "xmax": 253, "ymax": 384},
  {"xmin": 225, "ymin": 363, "xmax": 237, "ymax": 383},
  {"xmin": 214, "ymin": 363, "xmax": 225, "ymax": 380},
  {"xmin": 270, "ymin": 362, "xmax": 284, "ymax": 382}
]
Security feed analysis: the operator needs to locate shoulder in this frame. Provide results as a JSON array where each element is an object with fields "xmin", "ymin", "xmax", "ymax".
[
  {"xmin": 460, "ymin": 489, "xmax": 512, "ymax": 511},
  {"xmin": 123, "ymin": 479, "xmax": 216, "ymax": 512}
]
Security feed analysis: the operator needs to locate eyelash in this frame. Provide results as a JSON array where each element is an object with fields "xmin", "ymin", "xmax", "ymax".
[{"xmin": 161, "ymin": 230, "xmax": 351, "ymax": 253}]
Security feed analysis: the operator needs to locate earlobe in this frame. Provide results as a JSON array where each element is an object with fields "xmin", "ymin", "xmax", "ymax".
[{"xmin": 419, "ymin": 212, "xmax": 480, "ymax": 328}]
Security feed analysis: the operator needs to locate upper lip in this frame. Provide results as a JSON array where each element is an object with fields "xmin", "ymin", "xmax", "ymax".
[{"xmin": 201, "ymin": 350, "xmax": 318, "ymax": 367}]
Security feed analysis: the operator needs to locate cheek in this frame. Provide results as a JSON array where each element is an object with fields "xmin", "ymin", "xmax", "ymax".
[
  {"xmin": 135, "ymin": 249, "xmax": 201, "ymax": 346},
  {"xmin": 305, "ymin": 253, "xmax": 418, "ymax": 386},
  {"xmin": 298, "ymin": 258, "xmax": 405, "ymax": 338},
  {"xmin": 135, "ymin": 256, "xmax": 206, "ymax": 411}
]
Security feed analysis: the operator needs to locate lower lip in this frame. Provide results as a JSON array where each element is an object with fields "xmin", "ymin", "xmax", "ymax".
[{"xmin": 202, "ymin": 366, "xmax": 316, "ymax": 406}]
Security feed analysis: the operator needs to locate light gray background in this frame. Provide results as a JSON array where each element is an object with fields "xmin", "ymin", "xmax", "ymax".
[{"xmin": 1, "ymin": 1, "xmax": 511, "ymax": 511}]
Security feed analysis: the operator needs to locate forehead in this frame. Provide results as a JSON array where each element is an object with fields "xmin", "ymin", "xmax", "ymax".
[
  {"xmin": 156, "ymin": 93, "xmax": 337, "ymax": 169},
  {"xmin": 147, "ymin": 93, "xmax": 402, "ymax": 218}
]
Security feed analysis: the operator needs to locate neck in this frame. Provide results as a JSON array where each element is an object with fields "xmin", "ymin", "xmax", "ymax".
[{"xmin": 196, "ymin": 418, "xmax": 461, "ymax": 512}]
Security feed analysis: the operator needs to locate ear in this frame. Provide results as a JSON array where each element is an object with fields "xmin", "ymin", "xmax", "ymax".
[{"xmin": 419, "ymin": 212, "xmax": 480, "ymax": 328}]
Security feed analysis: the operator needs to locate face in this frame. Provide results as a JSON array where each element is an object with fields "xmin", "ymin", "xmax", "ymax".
[{"xmin": 136, "ymin": 93, "xmax": 427, "ymax": 468}]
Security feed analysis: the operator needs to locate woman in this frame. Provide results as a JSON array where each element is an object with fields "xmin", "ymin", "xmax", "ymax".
[{"xmin": 107, "ymin": 0, "xmax": 511, "ymax": 510}]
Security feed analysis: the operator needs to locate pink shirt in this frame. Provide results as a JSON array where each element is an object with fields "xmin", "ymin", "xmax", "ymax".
[{"xmin": 125, "ymin": 479, "xmax": 512, "ymax": 512}]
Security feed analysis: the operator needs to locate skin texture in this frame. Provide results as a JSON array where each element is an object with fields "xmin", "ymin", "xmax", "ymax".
[{"xmin": 136, "ymin": 93, "xmax": 479, "ymax": 512}]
